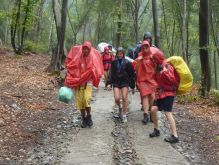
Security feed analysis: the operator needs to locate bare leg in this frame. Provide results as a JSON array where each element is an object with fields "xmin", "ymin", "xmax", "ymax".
[
  {"xmin": 120, "ymin": 87, "xmax": 128, "ymax": 115},
  {"xmin": 113, "ymin": 87, "xmax": 121, "ymax": 108},
  {"xmin": 142, "ymin": 96, "xmax": 149, "ymax": 114},
  {"xmin": 164, "ymin": 112, "xmax": 178, "ymax": 137},
  {"xmin": 151, "ymin": 106, "xmax": 158, "ymax": 129}
]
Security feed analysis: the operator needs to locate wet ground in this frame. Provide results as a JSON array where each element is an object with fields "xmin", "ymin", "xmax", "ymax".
[{"xmin": 0, "ymin": 52, "xmax": 218, "ymax": 164}]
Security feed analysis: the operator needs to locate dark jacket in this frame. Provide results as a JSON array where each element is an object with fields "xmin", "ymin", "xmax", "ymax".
[{"xmin": 108, "ymin": 58, "xmax": 135, "ymax": 89}]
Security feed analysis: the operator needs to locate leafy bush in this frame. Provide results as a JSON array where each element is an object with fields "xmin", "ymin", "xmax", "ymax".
[
  {"xmin": 24, "ymin": 40, "xmax": 47, "ymax": 53},
  {"xmin": 176, "ymin": 84, "xmax": 200, "ymax": 104},
  {"xmin": 210, "ymin": 89, "xmax": 219, "ymax": 105}
]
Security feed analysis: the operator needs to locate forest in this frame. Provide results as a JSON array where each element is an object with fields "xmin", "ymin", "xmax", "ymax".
[
  {"xmin": 0, "ymin": 0, "xmax": 218, "ymax": 96},
  {"xmin": 0, "ymin": 0, "xmax": 219, "ymax": 164}
]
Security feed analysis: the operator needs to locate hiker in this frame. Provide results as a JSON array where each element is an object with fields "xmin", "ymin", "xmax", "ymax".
[
  {"xmin": 133, "ymin": 31, "xmax": 157, "ymax": 59},
  {"xmin": 102, "ymin": 46, "xmax": 115, "ymax": 90},
  {"xmin": 134, "ymin": 32, "xmax": 160, "ymax": 121},
  {"xmin": 149, "ymin": 51, "xmax": 180, "ymax": 143},
  {"xmin": 65, "ymin": 41, "xmax": 104, "ymax": 128},
  {"xmin": 133, "ymin": 40, "xmax": 159, "ymax": 124},
  {"xmin": 107, "ymin": 47, "xmax": 135, "ymax": 123},
  {"xmin": 126, "ymin": 47, "xmax": 135, "ymax": 60}
]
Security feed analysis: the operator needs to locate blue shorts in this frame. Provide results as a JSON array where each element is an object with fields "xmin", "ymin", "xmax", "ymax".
[{"xmin": 155, "ymin": 96, "xmax": 175, "ymax": 112}]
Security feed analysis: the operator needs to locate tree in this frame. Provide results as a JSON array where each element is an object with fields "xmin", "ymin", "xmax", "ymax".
[
  {"xmin": 199, "ymin": 0, "xmax": 211, "ymax": 97},
  {"xmin": 46, "ymin": 0, "xmax": 68, "ymax": 72},
  {"xmin": 115, "ymin": 0, "xmax": 122, "ymax": 48},
  {"xmin": 152, "ymin": 0, "xmax": 160, "ymax": 48},
  {"xmin": 176, "ymin": 0, "xmax": 188, "ymax": 62},
  {"xmin": 11, "ymin": 0, "xmax": 38, "ymax": 54}
]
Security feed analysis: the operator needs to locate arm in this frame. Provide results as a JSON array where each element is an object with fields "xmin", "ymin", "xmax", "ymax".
[
  {"xmin": 107, "ymin": 62, "xmax": 114, "ymax": 87},
  {"xmin": 127, "ymin": 62, "xmax": 135, "ymax": 89},
  {"xmin": 160, "ymin": 65, "xmax": 176, "ymax": 83}
]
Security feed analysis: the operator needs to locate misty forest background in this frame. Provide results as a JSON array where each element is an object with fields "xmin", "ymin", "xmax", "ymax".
[{"xmin": 0, "ymin": 0, "xmax": 219, "ymax": 98}]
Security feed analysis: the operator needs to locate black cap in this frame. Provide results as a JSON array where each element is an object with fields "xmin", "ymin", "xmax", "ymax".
[{"xmin": 143, "ymin": 32, "xmax": 152, "ymax": 40}]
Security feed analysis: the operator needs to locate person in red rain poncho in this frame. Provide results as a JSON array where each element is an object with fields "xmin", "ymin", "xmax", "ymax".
[
  {"xmin": 65, "ymin": 41, "xmax": 103, "ymax": 128},
  {"xmin": 133, "ymin": 40, "xmax": 159, "ymax": 124},
  {"xmin": 149, "ymin": 51, "xmax": 180, "ymax": 143},
  {"xmin": 102, "ymin": 46, "xmax": 115, "ymax": 89}
]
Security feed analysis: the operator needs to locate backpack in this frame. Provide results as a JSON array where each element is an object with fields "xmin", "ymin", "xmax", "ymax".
[{"xmin": 166, "ymin": 56, "xmax": 193, "ymax": 95}]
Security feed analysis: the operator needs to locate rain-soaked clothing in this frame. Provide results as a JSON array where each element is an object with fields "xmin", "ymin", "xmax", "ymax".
[
  {"xmin": 65, "ymin": 41, "xmax": 104, "ymax": 88},
  {"xmin": 133, "ymin": 41, "xmax": 158, "ymax": 97}
]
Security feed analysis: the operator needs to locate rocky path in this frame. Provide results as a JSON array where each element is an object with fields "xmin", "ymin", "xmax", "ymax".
[
  {"xmin": 59, "ymin": 82, "xmax": 188, "ymax": 165},
  {"xmin": 60, "ymin": 85, "xmax": 114, "ymax": 165}
]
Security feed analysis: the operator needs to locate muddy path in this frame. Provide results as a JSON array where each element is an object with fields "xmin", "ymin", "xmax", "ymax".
[{"xmin": 0, "ymin": 53, "xmax": 218, "ymax": 165}]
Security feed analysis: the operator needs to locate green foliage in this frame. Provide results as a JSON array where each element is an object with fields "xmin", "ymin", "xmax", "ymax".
[
  {"xmin": 176, "ymin": 93, "xmax": 200, "ymax": 104},
  {"xmin": 210, "ymin": 89, "xmax": 219, "ymax": 105},
  {"xmin": 176, "ymin": 84, "xmax": 201, "ymax": 104},
  {"xmin": 15, "ymin": 54, "xmax": 23, "ymax": 59},
  {"xmin": 24, "ymin": 40, "xmax": 47, "ymax": 53}
]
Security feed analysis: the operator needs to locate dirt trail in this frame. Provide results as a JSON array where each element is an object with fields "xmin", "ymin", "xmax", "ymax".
[{"xmin": 59, "ymin": 82, "xmax": 188, "ymax": 165}]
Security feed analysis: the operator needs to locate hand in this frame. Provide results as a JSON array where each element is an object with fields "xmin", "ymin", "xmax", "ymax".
[{"xmin": 106, "ymin": 84, "xmax": 112, "ymax": 91}]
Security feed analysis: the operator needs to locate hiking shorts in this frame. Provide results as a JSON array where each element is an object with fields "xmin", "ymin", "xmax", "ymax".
[
  {"xmin": 75, "ymin": 85, "xmax": 93, "ymax": 110},
  {"xmin": 155, "ymin": 96, "xmax": 175, "ymax": 112}
]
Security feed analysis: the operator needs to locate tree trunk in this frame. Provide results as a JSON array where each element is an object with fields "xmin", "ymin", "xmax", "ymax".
[
  {"xmin": 11, "ymin": 0, "xmax": 21, "ymax": 54},
  {"xmin": 46, "ymin": 0, "xmax": 68, "ymax": 72},
  {"xmin": 182, "ymin": 0, "xmax": 187, "ymax": 62},
  {"xmin": 134, "ymin": 0, "xmax": 139, "ymax": 43},
  {"xmin": 116, "ymin": 0, "xmax": 122, "ymax": 48},
  {"xmin": 210, "ymin": 8, "xmax": 218, "ymax": 89},
  {"xmin": 214, "ymin": 51, "xmax": 217, "ymax": 89},
  {"xmin": 5, "ymin": 17, "xmax": 8, "ymax": 44},
  {"xmin": 199, "ymin": 0, "xmax": 210, "ymax": 97},
  {"xmin": 161, "ymin": 0, "xmax": 171, "ymax": 54},
  {"xmin": 186, "ymin": 4, "xmax": 190, "ymax": 63},
  {"xmin": 152, "ymin": 0, "xmax": 160, "ymax": 48},
  {"xmin": 20, "ymin": 0, "xmax": 31, "ymax": 53},
  {"xmin": 36, "ymin": 0, "xmax": 45, "ymax": 50}
]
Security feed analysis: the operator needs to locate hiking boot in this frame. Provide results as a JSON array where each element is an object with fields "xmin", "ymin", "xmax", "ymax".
[
  {"xmin": 142, "ymin": 113, "xmax": 149, "ymax": 124},
  {"xmin": 164, "ymin": 135, "xmax": 179, "ymax": 143},
  {"xmin": 81, "ymin": 117, "xmax": 87, "ymax": 128},
  {"xmin": 113, "ymin": 108, "xmax": 122, "ymax": 119},
  {"xmin": 149, "ymin": 128, "xmax": 160, "ymax": 138},
  {"xmin": 86, "ymin": 115, "xmax": 93, "ymax": 127}
]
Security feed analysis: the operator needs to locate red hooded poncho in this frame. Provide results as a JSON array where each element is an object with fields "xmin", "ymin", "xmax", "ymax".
[
  {"xmin": 152, "ymin": 51, "xmax": 180, "ymax": 99},
  {"xmin": 64, "ymin": 41, "xmax": 104, "ymax": 88},
  {"xmin": 134, "ymin": 41, "xmax": 158, "ymax": 96},
  {"xmin": 102, "ymin": 46, "xmax": 115, "ymax": 71}
]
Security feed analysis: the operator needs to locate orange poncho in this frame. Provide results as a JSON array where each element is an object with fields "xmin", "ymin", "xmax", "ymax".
[{"xmin": 65, "ymin": 41, "xmax": 104, "ymax": 88}]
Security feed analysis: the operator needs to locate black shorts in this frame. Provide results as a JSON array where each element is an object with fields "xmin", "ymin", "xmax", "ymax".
[
  {"xmin": 113, "ymin": 83, "xmax": 129, "ymax": 89},
  {"xmin": 154, "ymin": 96, "xmax": 175, "ymax": 112}
]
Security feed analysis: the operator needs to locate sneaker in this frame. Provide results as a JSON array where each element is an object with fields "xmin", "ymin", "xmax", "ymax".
[
  {"xmin": 164, "ymin": 135, "xmax": 179, "ymax": 143},
  {"xmin": 122, "ymin": 115, "xmax": 127, "ymax": 123},
  {"xmin": 81, "ymin": 117, "xmax": 87, "ymax": 128},
  {"xmin": 142, "ymin": 113, "xmax": 149, "ymax": 124},
  {"xmin": 86, "ymin": 115, "xmax": 93, "ymax": 127},
  {"xmin": 149, "ymin": 128, "xmax": 160, "ymax": 138},
  {"xmin": 113, "ymin": 108, "xmax": 122, "ymax": 119}
]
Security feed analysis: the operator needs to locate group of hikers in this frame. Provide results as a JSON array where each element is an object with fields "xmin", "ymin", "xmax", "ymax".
[{"xmin": 64, "ymin": 32, "xmax": 180, "ymax": 144}]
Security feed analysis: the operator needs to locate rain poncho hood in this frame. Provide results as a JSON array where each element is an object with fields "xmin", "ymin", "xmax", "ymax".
[{"xmin": 65, "ymin": 41, "xmax": 103, "ymax": 88}]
